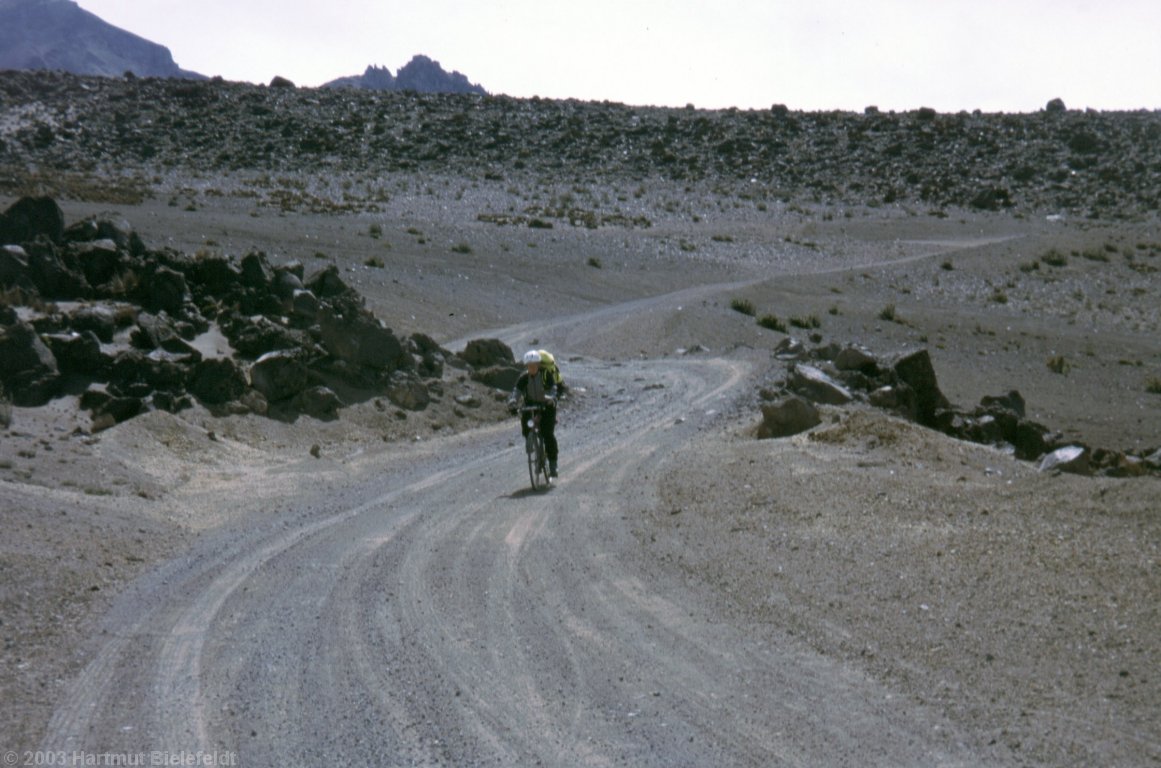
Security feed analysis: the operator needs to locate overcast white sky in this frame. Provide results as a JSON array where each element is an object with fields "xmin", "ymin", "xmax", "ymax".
[{"xmin": 77, "ymin": 0, "xmax": 1160, "ymax": 113}]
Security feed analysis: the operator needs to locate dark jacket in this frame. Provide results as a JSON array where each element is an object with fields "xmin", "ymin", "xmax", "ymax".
[{"xmin": 510, "ymin": 368, "xmax": 558, "ymax": 405}]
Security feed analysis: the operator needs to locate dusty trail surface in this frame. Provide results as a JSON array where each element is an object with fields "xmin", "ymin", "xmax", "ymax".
[
  {"xmin": 4, "ymin": 185, "xmax": 1159, "ymax": 768},
  {"xmin": 39, "ymin": 346, "xmax": 1008, "ymax": 767}
]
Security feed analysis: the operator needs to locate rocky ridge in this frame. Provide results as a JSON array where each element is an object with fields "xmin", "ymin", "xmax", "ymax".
[
  {"xmin": 1, "ymin": 71, "xmax": 1158, "ymax": 219},
  {"xmin": 323, "ymin": 55, "xmax": 488, "ymax": 95},
  {"xmin": 0, "ymin": 195, "xmax": 521, "ymax": 430},
  {"xmin": 758, "ymin": 338, "xmax": 1161, "ymax": 478}
]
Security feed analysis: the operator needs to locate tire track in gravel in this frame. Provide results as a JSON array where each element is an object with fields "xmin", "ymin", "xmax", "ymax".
[{"xmin": 40, "ymin": 286, "xmax": 1012, "ymax": 766}]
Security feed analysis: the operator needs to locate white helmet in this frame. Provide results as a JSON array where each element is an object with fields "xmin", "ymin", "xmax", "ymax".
[{"xmin": 522, "ymin": 350, "xmax": 542, "ymax": 365}]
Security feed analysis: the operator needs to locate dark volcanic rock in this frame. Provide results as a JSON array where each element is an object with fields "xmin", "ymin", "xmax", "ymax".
[
  {"xmin": 43, "ymin": 330, "xmax": 105, "ymax": 376},
  {"xmin": 0, "ymin": 196, "xmax": 65, "ymax": 245},
  {"xmin": 788, "ymin": 364, "xmax": 852, "ymax": 405},
  {"xmin": 4, "ymin": 70, "xmax": 1156, "ymax": 218},
  {"xmin": 461, "ymin": 338, "xmax": 515, "ymax": 368},
  {"xmin": 757, "ymin": 395, "xmax": 821, "ymax": 439},
  {"xmin": 187, "ymin": 358, "xmax": 248, "ymax": 405},
  {"xmin": 758, "ymin": 338, "xmax": 1157, "ymax": 476},
  {"xmin": 891, "ymin": 349, "xmax": 949, "ymax": 428},
  {"xmin": 0, "ymin": 319, "xmax": 60, "ymax": 405},
  {"xmin": 249, "ymin": 349, "xmax": 309, "ymax": 403},
  {"xmin": 0, "ymin": 245, "xmax": 31, "ymax": 288}
]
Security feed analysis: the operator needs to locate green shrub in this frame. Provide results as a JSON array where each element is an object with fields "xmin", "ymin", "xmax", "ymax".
[
  {"xmin": 1146, "ymin": 377, "xmax": 1161, "ymax": 395},
  {"xmin": 757, "ymin": 314, "xmax": 787, "ymax": 332},
  {"xmin": 879, "ymin": 303, "xmax": 897, "ymax": 322},
  {"xmin": 1047, "ymin": 355, "xmax": 1070, "ymax": 374},
  {"xmin": 789, "ymin": 314, "xmax": 821, "ymax": 329},
  {"xmin": 451, "ymin": 243, "xmax": 472, "ymax": 254},
  {"xmin": 364, "ymin": 256, "xmax": 384, "ymax": 268},
  {"xmin": 587, "ymin": 256, "xmax": 602, "ymax": 269},
  {"xmin": 730, "ymin": 298, "xmax": 756, "ymax": 316},
  {"xmin": 1042, "ymin": 248, "xmax": 1068, "ymax": 267}
]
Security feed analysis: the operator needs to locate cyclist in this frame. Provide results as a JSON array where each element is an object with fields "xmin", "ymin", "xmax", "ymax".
[{"xmin": 507, "ymin": 349, "xmax": 560, "ymax": 477}]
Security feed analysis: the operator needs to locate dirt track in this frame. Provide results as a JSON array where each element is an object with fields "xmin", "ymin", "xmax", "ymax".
[
  {"xmin": 36, "ymin": 349, "xmax": 1018, "ymax": 767},
  {"xmin": 3, "ymin": 185, "xmax": 1160, "ymax": 766}
]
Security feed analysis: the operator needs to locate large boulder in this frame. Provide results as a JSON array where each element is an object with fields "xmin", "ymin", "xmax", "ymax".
[
  {"xmin": 1013, "ymin": 419, "xmax": 1051, "ymax": 460},
  {"xmin": 291, "ymin": 289, "xmax": 320, "ymax": 320},
  {"xmin": 316, "ymin": 307, "xmax": 409, "ymax": 372},
  {"xmin": 223, "ymin": 313, "xmax": 308, "ymax": 358},
  {"xmin": 890, "ymin": 349, "xmax": 949, "ymax": 427},
  {"xmin": 108, "ymin": 350, "xmax": 189, "ymax": 393},
  {"xmin": 27, "ymin": 242, "xmax": 89, "ymax": 298},
  {"xmin": 239, "ymin": 250, "xmax": 274, "ymax": 289},
  {"xmin": 81, "ymin": 388, "xmax": 144, "ymax": 427},
  {"xmin": 757, "ymin": 395, "xmax": 821, "ymax": 439},
  {"xmin": 249, "ymin": 349, "xmax": 309, "ymax": 402},
  {"xmin": 72, "ymin": 239, "xmax": 122, "ymax": 288},
  {"xmin": 272, "ymin": 263, "xmax": 305, "ymax": 299},
  {"xmin": 0, "ymin": 196, "xmax": 65, "ymax": 246},
  {"xmin": 185, "ymin": 253, "xmax": 241, "ymax": 295},
  {"xmin": 64, "ymin": 216, "xmax": 144, "ymax": 254},
  {"xmin": 461, "ymin": 338, "xmax": 514, "ymax": 368},
  {"xmin": 1038, "ymin": 445, "xmax": 1090, "ymax": 476},
  {"xmin": 294, "ymin": 385, "xmax": 342, "ymax": 419},
  {"xmin": 979, "ymin": 390, "xmax": 1026, "ymax": 419},
  {"xmin": 142, "ymin": 265, "xmax": 189, "ymax": 315},
  {"xmin": 188, "ymin": 357, "xmax": 248, "ymax": 404},
  {"xmin": 469, "ymin": 365, "xmax": 522, "ymax": 391},
  {"xmin": 69, "ymin": 304, "xmax": 119, "ymax": 343},
  {"xmin": 0, "ymin": 320, "xmax": 61, "ymax": 405},
  {"xmin": 305, "ymin": 263, "xmax": 355, "ymax": 299},
  {"xmin": 833, "ymin": 345, "xmax": 878, "ymax": 374},
  {"xmin": 43, "ymin": 330, "xmax": 106, "ymax": 376},
  {"xmin": 410, "ymin": 333, "xmax": 448, "ymax": 378},
  {"xmin": 0, "ymin": 245, "xmax": 32, "ymax": 288},
  {"xmin": 774, "ymin": 337, "xmax": 807, "ymax": 361},
  {"xmin": 386, "ymin": 374, "xmax": 431, "ymax": 411},
  {"xmin": 788, "ymin": 364, "xmax": 852, "ymax": 405}
]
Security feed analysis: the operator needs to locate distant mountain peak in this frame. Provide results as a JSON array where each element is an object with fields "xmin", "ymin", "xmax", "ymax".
[
  {"xmin": 0, "ymin": 0, "xmax": 204, "ymax": 79},
  {"xmin": 324, "ymin": 55, "xmax": 486, "ymax": 95}
]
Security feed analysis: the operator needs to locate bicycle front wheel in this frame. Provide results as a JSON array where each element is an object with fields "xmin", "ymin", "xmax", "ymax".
[{"xmin": 526, "ymin": 435, "xmax": 538, "ymax": 489}]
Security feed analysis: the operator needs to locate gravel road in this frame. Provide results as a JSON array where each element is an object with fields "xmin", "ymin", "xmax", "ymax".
[
  {"xmin": 7, "ymin": 185, "xmax": 1158, "ymax": 768},
  {"xmin": 35, "ymin": 341, "xmax": 1018, "ymax": 767}
]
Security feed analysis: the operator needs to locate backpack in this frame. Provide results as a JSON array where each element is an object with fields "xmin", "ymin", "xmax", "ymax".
[{"xmin": 537, "ymin": 349, "xmax": 565, "ymax": 388}]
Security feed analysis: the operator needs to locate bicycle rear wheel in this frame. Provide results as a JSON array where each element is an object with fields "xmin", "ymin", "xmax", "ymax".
[{"xmin": 527, "ymin": 433, "xmax": 550, "ymax": 490}]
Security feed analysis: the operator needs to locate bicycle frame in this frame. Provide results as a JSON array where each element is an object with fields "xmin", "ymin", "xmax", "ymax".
[{"xmin": 520, "ymin": 404, "xmax": 551, "ymax": 490}]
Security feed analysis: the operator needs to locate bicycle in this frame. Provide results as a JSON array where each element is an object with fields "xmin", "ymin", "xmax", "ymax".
[{"xmin": 519, "ymin": 403, "xmax": 552, "ymax": 490}]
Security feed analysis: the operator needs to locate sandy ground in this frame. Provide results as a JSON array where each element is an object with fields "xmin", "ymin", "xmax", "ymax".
[{"xmin": 2, "ymin": 181, "xmax": 1160, "ymax": 765}]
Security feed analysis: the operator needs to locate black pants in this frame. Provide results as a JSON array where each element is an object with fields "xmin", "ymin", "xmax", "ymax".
[{"xmin": 521, "ymin": 403, "xmax": 558, "ymax": 463}]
